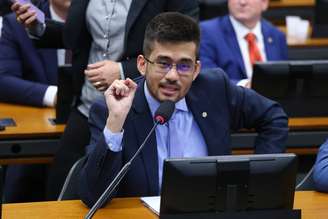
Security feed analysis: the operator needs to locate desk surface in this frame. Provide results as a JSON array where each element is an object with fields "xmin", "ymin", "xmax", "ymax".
[
  {"xmin": 1, "ymin": 102, "xmax": 328, "ymax": 159},
  {"xmin": 2, "ymin": 191, "xmax": 327, "ymax": 218},
  {"xmin": 1, "ymin": 102, "xmax": 328, "ymax": 132},
  {"xmin": 0, "ymin": 103, "xmax": 65, "ymax": 139},
  {"xmin": 269, "ymin": 0, "xmax": 314, "ymax": 8}
]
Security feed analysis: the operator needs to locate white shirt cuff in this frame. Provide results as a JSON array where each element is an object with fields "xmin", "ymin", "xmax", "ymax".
[
  {"xmin": 237, "ymin": 79, "xmax": 250, "ymax": 87},
  {"xmin": 103, "ymin": 127, "xmax": 124, "ymax": 152},
  {"xmin": 43, "ymin": 85, "xmax": 57, "ymax": 107},
  {"xmin": 118, "ymin": 63, "xmax": 125, "ymax": 80}
]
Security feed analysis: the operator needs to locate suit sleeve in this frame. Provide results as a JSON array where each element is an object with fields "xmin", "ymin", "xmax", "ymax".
[
  {"xmin": 78, "ymin": 101, "xmax": 124, "ymax": 208},
  {"xmin": 0, "ymin": 15, "xmax": 48, "ymax": 106},
  {"xmin": 224, "ymin": 72, "xmax": 288, "ymax": 153},
  {"xmin": 313, "ymin": 139, "xmax": 328, "ymax": 192}
]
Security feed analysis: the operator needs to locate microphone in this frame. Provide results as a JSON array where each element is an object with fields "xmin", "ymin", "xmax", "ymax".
[
  {"xmin": 154, "ymin": 100, "xmax": 175, "ymax": 124},
  {"xmin": 85, "ymin": 100, "xmax": 175, "ymax": 219}
]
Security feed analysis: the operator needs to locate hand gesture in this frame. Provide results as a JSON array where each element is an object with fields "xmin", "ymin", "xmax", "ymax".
[
  {"xmin": 104, "ymin": 79, "xmax": 137, "ymax": 133},
  {"xmin": 85, "ymin": 60, "xmax": 121, "ymax": 92},
  {"xmin": 11, "ymin": 2, "xmax": 38, "ymax": 28}
]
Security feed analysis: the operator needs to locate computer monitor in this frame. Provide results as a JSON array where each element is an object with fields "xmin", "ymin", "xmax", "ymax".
[
  {"xmin": 252, "ymin": 60, "xmax": 328, "ymax": 117},
  {"xmin": 160, "ymin": 154, "xmax": 298, "ymax": 218},
  {"xmin": 312, "ymin": 0, "xmax": 328, "ymax": 37}
]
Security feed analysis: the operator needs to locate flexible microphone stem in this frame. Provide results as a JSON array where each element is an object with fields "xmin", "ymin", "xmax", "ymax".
[{"xmin": 84, "ymin": 121, "xmax": 160, "ymax": 219}]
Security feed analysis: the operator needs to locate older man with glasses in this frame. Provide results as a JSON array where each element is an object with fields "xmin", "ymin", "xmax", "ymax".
[{"xmin": 77, "ymin": 12, "xmax": 288, "ymax": 208}]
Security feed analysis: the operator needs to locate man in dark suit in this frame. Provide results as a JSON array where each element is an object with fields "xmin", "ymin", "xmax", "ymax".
[
  {"xmin": 0, "ymin": 0, "xmax": 71, "ymax": 202},
  {"xmin": 78, "ymin": 12, "xmax": 288, "ymax": 208},
  {"xmin": 11, "ymin": 0, "xmax": 199, "ymax": 200},
  {"xmin": 200, "ymin": 0, "xmax": 287, "ymax": 87},
  {"xmin": 0, "ymin": 0, "xmax": 59, "ymax": 106}
]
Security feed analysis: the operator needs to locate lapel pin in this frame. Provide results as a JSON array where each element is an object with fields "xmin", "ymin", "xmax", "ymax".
[
  {"xmin": 268, "ymin": 37, "xmax": 273, "ymax": 43},
  {"xmin": 202, "ymin": 112, "xmax": 207, "ymax": 118}
]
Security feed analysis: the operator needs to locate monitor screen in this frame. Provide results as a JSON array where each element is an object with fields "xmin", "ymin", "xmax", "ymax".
[
  {"xmin": 251, "ymin": 60, "xmax": 328, "ymax": 117},
  {"xmin": 160, "ymin": 153, "xmax": 297, "ymax": 215},
  {"xmin": 313, "ymin": 0, "xmax": 328, "ymax": 37}
]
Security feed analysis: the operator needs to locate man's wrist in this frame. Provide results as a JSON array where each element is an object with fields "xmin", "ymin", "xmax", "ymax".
[
  {"xmin": 118, "ymin": 63, "xmax": 125, "ymax": 80},
  {"xmin": 106, "ymin": 113, "xmax": 126, "ymax": 133}
]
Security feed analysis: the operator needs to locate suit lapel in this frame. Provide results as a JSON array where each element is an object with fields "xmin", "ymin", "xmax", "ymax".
[
  {"xmin": 125, "ymin": 0, "xmax": 148, "ymax": 39},
  {"xmin": 222, "ymin": 16, "xmax": 247, "ymax": 78},
  {"xmin": 131, "ymin": 80, "xmax": 159, "ymax": 195},
  {"xmin": 186, "ymin": 85, "xmax": 223, "ymax": 156},
  {"xmin": 261, "ymin": 21, "xmax": 275, "ymax": 60}
]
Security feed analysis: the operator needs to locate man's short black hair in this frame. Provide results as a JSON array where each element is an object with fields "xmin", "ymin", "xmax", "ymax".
[{"xmin": 143, "ymin": 12, "xmax": 200, "ymax": 57}]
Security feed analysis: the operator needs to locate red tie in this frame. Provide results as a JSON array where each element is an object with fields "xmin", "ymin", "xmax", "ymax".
[{"xmin": 245, "ymin": 33, "xmax": 262, "ymax": 66}]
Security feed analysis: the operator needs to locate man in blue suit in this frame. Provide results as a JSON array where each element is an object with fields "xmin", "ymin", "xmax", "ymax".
[
  {"xmin": 77, "ymin": 12, "xmax": 288, "ymax": 208},
  {"xmin": 313, "ymin": 139, "xmax": 328, "ymax": 192},
  {"xmin": 0, "ymin": 0, "xmax": 70, "ymax": 106},
  {"xmin": 200, "ymin": 0, "xmax": 287, "ymax": 87},
  {"xmin": 0, "ymin": 0, "xmax": 71, "ymax": 202}
]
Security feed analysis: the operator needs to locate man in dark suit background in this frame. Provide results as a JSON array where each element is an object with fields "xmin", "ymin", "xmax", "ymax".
[
  {"xmin": 200, "ymin": 0, "xmax": 287, "ymax": 87},
  {"xmin": 0, "ymin": 0, "xmax": 71, "ymax": 106},
  {"xmin": 0, "ymin": 0, "xmax": 71, "ymax": 202},
  {"xmin": 11, "ymin": 0, "xmax": 199, "ymax": 200},
  {"xmin": 78, "ymin": 12, "xmax": 288, "ymax": 208}
]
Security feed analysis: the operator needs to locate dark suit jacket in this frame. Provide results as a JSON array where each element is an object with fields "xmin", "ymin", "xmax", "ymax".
[
  {"xmin": 35, "ymin": 0, "xmax": 199, "ymax": 100},
  {"xmin": 78, "ymin": 68, "xmax": 288, "ymax": 208},
  {"xmin": 200, "ymin": 15, "xmax": 288, "ymax": 83},
  {"xmin": 0, "ymin": 2, "xmax": 57, "ymax": 106}
]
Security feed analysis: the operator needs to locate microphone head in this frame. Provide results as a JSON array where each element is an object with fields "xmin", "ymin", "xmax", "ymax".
[{"xmin": 154, "ymin": 100, "xmax": 175, "ymax": 125}]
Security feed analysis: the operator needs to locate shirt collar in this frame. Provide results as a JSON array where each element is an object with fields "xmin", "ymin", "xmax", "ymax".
[
  {"xmin": 50, "ymin": 5, "xmax": 65, "ymax": 23},
  {"xmin": 144, "ymin": 82, "xmax": 189, "ymax": 118},
  {"xmin": 229, "ymin": 15, "xmax": 262, "ymax": 42}
]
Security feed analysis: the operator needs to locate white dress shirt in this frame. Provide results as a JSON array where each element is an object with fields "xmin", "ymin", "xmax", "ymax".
[{"xmin": 229, "ymin": 16, "xmax": 267, "ymax": 86}]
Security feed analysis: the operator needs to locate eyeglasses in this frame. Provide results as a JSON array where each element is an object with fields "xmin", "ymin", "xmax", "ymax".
[{"xmin": 144, "ymin": 57, "xmax": 196, "ymax": 75}]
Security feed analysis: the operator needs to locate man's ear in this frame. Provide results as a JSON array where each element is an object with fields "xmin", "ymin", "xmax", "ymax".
[
  {"xmin": 137, "ymin": 55, "xmax": 146, "ymax": 76},
  {"xmin": 192, "ymin": 60, "xmax": 201, "ymax": 81}
]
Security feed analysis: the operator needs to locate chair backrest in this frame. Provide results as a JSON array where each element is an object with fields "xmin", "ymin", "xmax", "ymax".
[
  {"xmin": 296, "ymin": 166, "xmax": 315, "ymax": 191},
  {"xmin": 57, "ymin": 156, "xmax": 87, "ymax": 200}
]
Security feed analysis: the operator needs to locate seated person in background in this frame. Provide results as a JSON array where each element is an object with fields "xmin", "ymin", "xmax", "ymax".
[
  {"xmin": 313, "ymin": 139, "xmax": 328, "ymax": 192},
  {"xmin": 0, "ymin": 0, "xmax": 70, "ymax": 106},
  {"xmin": 78, "ymin": 12, "xmax": 288, "ymax": 208},
  {"xmin": 200, "ymin": 0, "xmax": 287, "ymax": 87},
  {"xmin": 0, "ymin": 0, "xmax": 71, "ymax": 202}
]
